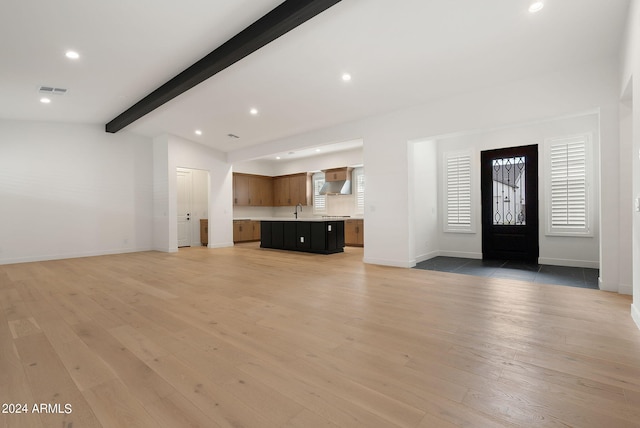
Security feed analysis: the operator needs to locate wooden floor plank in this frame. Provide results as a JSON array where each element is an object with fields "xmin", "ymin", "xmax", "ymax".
[{"xmin": 1, "ymin": 245, "xmax": 639, "ymax": 427}]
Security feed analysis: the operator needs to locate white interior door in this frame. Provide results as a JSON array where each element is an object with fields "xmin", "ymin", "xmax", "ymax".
[{"xmin": 177, "ymin": 169, "xmax": 192, "ymax": 247}]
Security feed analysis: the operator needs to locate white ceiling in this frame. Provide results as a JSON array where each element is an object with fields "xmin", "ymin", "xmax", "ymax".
[{"xmin": 0, "ymin": 0, "xmax": 630, "ymax": 156}]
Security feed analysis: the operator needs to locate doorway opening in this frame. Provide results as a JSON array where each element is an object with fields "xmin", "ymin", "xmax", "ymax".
[{"xmin": 177, "ymin": 167, "xmax": 210, "ymax": 248}]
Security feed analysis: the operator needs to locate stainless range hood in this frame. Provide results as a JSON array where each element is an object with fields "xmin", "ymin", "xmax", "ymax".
[
  {"xmin": 320, "ymin": 167, "xmax": 353, "ymax": 195},
  {"xmin": 319, "ymin": 179, "xmax": 351, "ymax": 195}
]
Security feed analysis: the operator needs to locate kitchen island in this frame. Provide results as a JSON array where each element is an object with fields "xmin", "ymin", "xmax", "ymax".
[{"xmin": 260, "ymin": 219, "xmax": 345, "ymax": 254}]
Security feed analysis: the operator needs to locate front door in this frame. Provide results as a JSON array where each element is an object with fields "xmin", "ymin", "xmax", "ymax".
[{"xmin": 481, "ymin": 145, "xmax": 538, "ymax": 261}]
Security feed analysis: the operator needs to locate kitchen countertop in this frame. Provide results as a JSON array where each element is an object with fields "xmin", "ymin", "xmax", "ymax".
[{"xmin": 234, "ymin": 217, "xmax": 361, "ymax": 222}]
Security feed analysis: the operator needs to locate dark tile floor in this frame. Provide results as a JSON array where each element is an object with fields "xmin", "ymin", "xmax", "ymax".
[{"xmin": 414, "ymin": 257, "xmax": 599, "ymax": 289}]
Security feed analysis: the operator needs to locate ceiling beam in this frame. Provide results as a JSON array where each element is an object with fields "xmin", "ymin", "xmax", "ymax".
[{"xmin": 105, "ymin": 0, "xmax": 341, "ymax": 133}]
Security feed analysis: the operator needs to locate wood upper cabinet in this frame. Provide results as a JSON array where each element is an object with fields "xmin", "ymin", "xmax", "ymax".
[
  {"xmin": 233, "ymin": 174, "xmax": 250, "ymax": 205},
  {"xmin": 324, "ymin": 167, "xmax": 352, "ymax": 182},
  {"xmin": 233, "ymin": 172, "xmax": 310, "ymax": 207},
  {"xmin": 345, "ymin": 219, "xmax": 364, "ymax": 247},
  {"xmin": 272, "ymin": 175, "xmax": 290, "ymax": 206},
  {"xmin": 273, "ymin": 173, "xmax": 310, "ymax": 206},
  {"xmin": 233, "ymin": 173, "xmax": 273, "ymax": 206},
  {"xmin": 289, "ymin": 173, "xmax": 311, "ymax": 206},
  {"xmin": 249, "ymin": 175, "xmax": 273, "ymax": 206}
]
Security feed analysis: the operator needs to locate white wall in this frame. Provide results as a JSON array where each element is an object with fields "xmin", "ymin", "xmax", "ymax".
[
  {"xmin": 620, "ymin": 0, "xmax": 640, "ymax": 327},
  {"xmin": 168, "ymin": 135, "xmax": 233, "ymax": 250},
  {"xmin": 409, "ymin": 139, "xmax": 438, "ymax": 263},
  {"xmin": 0, "ymin": 120, "xmax": 153, "ymax": 264},
  {"xmin": 435, "ymin": 113, "xmax": 601, "ymax": 268},
  {"xmin": 228, "ymin": 59, "xmax": 623, "ymax": 274}
]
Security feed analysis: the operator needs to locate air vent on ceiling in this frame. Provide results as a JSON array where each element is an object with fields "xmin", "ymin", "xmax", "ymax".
[{"xmin": 38, "ymin": 86, "xmax": 67, "ymax": 95}]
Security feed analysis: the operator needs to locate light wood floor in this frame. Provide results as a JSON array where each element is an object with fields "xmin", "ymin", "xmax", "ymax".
[{"xmin": 1, "ymin": 244, "xmax": 640, "ymax": 427}]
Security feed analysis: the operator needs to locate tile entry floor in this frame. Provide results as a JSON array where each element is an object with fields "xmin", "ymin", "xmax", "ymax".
[{"xmin": 414, "ymin": 257, "xmax": 599, "ymax": 289}]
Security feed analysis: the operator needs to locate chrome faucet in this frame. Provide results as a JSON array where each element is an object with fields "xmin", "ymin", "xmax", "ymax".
[{"xmin": 294, "ymin": 203, "xmax": 302, "ymax": 219}]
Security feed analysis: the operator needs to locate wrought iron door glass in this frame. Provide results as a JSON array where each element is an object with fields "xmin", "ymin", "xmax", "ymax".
[{"xmin": 492, "ymin": 156, "xmax": 526, "ymax": 225}]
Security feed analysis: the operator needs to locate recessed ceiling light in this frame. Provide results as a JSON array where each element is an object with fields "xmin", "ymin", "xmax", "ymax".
[
  {"xmin": 194, "ymin": 129, "xmax": 202, "ymax": 136},
  {"xmin": 276, "ymin": 156, "xmax": 281, "ymax": 160},
  {"xmin": 342, "ymin": 73, "xmax": 352, "ymax": 82},
  {"xmin": 249, "ymin": 108, "xmax": 258, "ymax": 115},
  {"xmin": 528, "ymin": 0, "xmax": 544, "ymax": 13},
  {"xmin": 65, "ymin": 50, "xmax": 80, "ymax": 59},
  {"xmin": 40, "ymin": 97, "xmax": 51, "ymax": 104},
  {"xmin": 315, "ymin": 149, "xmax": 321, "ymax": 152}
]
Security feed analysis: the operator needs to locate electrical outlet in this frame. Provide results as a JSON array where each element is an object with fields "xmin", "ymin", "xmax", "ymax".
[{"xmin": 300, "ymin": 236, "xmax": 304, "ymax": 243}]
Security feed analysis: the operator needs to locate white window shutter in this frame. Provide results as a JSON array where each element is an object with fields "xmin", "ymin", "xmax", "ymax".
[
  {"xmin": 445, "ymin": 152, "xmax": 472, "ymax": 231},
  {"xmin": 546, "ymin": 134, "xmax": 590, "ymax": 235},
  {"xmin": 353, "ymin": 168, "xmax": 364, "ymax": 214},
  {"xmin": 313, "ymin": 173, "xmax": 326, "ymax": 214}
]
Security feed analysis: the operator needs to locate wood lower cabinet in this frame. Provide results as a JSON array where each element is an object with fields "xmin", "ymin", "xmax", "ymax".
[
  {"xmin": 200, "ymin": 219, "xmax": 208, "ymax": 246},
  {"xmin": 252, "ymin": 221, "xmax": 261, "ymax": 240},
  {"xmin": 345, "ymin": 219, "xmax": 364, "ymax": 247},
  {"xmin": 233, "ymin": 220, "xmax": 261, "ymax": 243}
]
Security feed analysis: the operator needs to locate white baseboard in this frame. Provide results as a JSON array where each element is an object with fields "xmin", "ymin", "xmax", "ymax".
[
  {"xmin": 0, "ymin": 247, "xmax": 154, "ymax": 266},
  {"xmin": 363, "ymin": 257, "xmax": 415, "ymax": 268},
  {"xmin": 209, "ymin": 242, "xmax": 234, "ymax": 249},
  {"xmin": 415, "ymin": 251, "xmax": 440, "ymax": 263},
  {"xmin": 437, "ymin": 251, "xmax": 482, "ymax": 259},
  {"xmin": 619, "ymin": 284, "xmax": 633, "ymax": 296},
  {"xmin": 597, "ymin": 278, "xmax": 633, "ymax": 295},
  {"xmin": 538, "ymin": 257, "xmax": 599, "ymax": 269},
  {"xmin": 632, "ymin": 304, "xmax": 640, "ymax": 331}
]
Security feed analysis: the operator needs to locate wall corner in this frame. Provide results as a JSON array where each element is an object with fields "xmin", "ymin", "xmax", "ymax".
[{"xmin": 632, "ymin": 303, "xmax": 640, "ymax": 331}]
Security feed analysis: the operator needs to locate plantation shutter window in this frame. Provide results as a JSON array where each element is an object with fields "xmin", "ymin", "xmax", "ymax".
[
  {"xmin": 444, "ymin": 152, "xmax": 473, "ymax": 232},
  {"xmin": 313, "ymin": 173, "xmax": 326, "ymax": 214},
  {"xmin": 546, "ymin": 134, "xmax": 591, "ymax": 236},
  {"xmin": 353, "ymin": 167, "xmax": 364, "ymax": 214}
]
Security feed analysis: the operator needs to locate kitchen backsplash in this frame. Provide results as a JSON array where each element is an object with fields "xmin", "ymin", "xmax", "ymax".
[{"xmin": 233, "ymin": 194, "xmax": 361, "ymax": 219}]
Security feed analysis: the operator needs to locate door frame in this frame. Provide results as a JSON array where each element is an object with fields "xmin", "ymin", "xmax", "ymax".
[
  {"xmin": 176, "ymin": 168, "xmax": 193, "ymax": 248},
  {"xmin": 480, "ymin": 144, "xmax": 539, "ymax": 261}
]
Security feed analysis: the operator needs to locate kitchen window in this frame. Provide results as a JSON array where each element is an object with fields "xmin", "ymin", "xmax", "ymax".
[
  {"xmin": 313, "ymin": 172, "xmax": 326, "ymax": 214},
  {"xmin": 353, "ymin": 167, "xmax": 364, "ymax": 215}
]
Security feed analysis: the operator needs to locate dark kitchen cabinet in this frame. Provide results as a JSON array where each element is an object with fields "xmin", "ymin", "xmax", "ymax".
[
  {"xmin": 297, "ymin": 222, "xmax": 311, "ymax": 250},
  {"xmin": 260, "ymin": 220, "xmax": 344, "ymax": 254},
  {"xmin": 283, "ymin": 222, "xmax": 297, "ymax": 250},
  {"xmin": 310, "ymin": 221, "xmax": 343, "ymax": 253},
  {"xmin": 260, "ymin": 221, "xmax": 272, "ymax": 247}
]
